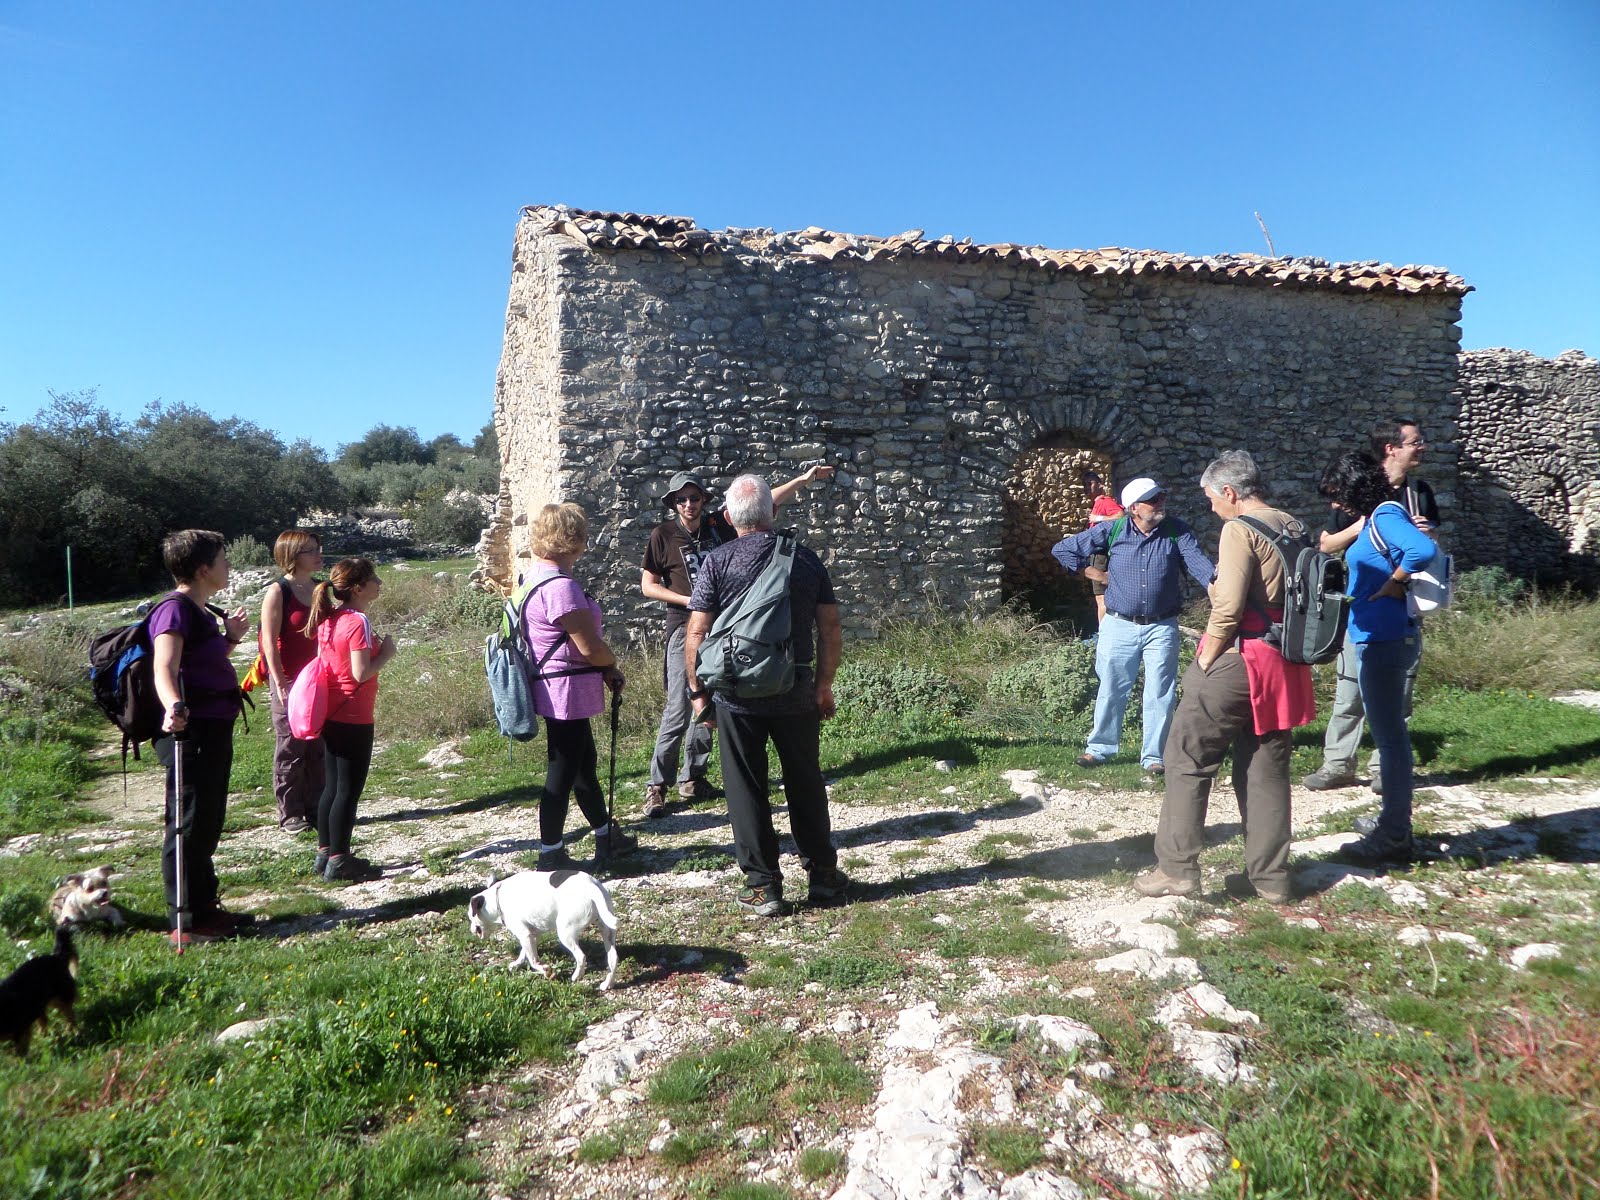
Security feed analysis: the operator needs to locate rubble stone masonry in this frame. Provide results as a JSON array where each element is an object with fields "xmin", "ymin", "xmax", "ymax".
[{"xmin": 479, "ymin": 208, "xmax": 1476, "ymax": 639}]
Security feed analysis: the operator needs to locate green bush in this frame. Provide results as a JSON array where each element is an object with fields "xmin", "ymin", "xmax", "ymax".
[
  {"xmin": 411, "ymin": 494, "xmax": 487, "ymax": 546},
  {"xmin": 226, "ymin": 534, "xmax": 274, "ymax": 568},
  {"xmin": 1453, "ymin": 565, "xmax": 1530, "ymax": 611}
]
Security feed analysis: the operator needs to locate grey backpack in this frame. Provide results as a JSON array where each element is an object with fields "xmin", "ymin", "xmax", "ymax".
[
  {"xmin": 1233, "ymin": 515, "xmax": 1348, "ymax": 666},
  {"xmin": 695, "ymin": 532, "xmax": 798, "ymax": 700}
]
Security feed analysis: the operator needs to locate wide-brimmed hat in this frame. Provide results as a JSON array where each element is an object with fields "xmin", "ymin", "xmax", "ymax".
[
  {"xmin": 1120, "ymin": 477, "xmax": 1164, "ymax": 508},
  {"xmin": 659, "ymin": 471, "xmax": 711, "ymax": 504}
]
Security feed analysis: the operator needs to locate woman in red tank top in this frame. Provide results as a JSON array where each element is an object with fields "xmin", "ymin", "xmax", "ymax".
[{"xmin": 260, "ymin": 530, "xmax": 325, "ymax": 831}]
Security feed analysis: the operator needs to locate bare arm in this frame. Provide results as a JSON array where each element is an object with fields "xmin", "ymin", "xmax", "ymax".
[
  {"xmin": 684, "ymin": 610, "xmax": 713, "ymax": 722},
  {"xmin": 153, "ymin": 631, "xmax": 186, "ymax": 733},
  {"xmin": 814, "ymin": 603, "xmax": 842, "ymax": 720},
  {"xmin": 349, "ymin": 634, "xmax": 397, "ymax": 684},
  {"xmin": 556, "ymin": 607, "xmax": 618, "ymax": 671},
  {"xmin": 261, "ymin": 584, "xmax": 288, "ymax": 692},
  {"xmin": 1319, "ymin": 518, "xmax": 1364, "ymax": 555},
  {"xmin": 639, "ymin": 568, "xmax": 692, "ymax": 608},
  {"xmin": 772, "ymin": 464, "xmax": 835, "ymax": 509}
]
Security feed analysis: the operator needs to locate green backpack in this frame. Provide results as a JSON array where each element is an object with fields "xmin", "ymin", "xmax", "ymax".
[{"xmin": 694, "ymin": 532, "xmax": 798, "ymax": 700}]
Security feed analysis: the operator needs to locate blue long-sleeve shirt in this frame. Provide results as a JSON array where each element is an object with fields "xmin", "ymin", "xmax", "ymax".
[
  {"xmin": 1346, "ymin": 501, "xmax": 1437, "ymax": 644},
  {"xmin": 1052, "ymin": 516, "xmax": 1215, "ymax": 620}
]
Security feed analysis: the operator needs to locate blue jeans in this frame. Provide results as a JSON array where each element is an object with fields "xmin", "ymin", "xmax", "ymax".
[
  {"xmin": 1356, "ymin": 636, "xmax": 1422, "ymax": 844},
  {"xmin": 1086, "ymin": 615, "xmax": 1180, "ymax": 767}
]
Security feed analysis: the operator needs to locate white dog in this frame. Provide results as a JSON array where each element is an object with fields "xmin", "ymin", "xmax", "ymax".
[
  {"xmin": 49, "ymin": 866, "xmax": 126, "ymax": 930},
  {"xmin": 467, "ymin": 869, "xmax": 620, "ymax": 991}
]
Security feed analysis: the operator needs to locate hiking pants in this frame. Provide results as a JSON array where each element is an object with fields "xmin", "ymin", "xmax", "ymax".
[
  {"xmin": 1155, "ymin": 654, "xmax": 1292, "ymax": 896},
  {"xmin": 318, "ymin": 719, "xmax": 374, "ymax": 857},
  {"xmin": 1358, "ymin": 635, "xmax": 1422, "ymax": 846},
  {"xmin": 541, "ymin": 715, "xmax": 609, "ymax": 846},
  {"xmin": 155, "ymin": 717, "xmax": 235, "ymax": 927},
  {"xmin": 1320, "ymin": 627, "xmax": 1422, "ymax": 775},
  {"xmin": 269, "ymin": 679, "xmax": 324, "ymax": 825},
  {"xmin": 649, "ymin": 625, "xmax": 714, "ymax": 787},
  {"xmin": 717, "ymin": 705, "xmax": 838, "ymax": 893}
]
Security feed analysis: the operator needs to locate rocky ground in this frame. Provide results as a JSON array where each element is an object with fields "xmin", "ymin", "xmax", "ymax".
[{"xmin": 35, "ymin": 696, "xmax": 1600, "ymax": 1199}]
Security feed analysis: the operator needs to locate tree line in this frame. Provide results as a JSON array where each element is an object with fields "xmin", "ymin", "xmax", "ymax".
[{"xmin": 0, "ymin": 390, "xmax": 498, "ymax": 606}]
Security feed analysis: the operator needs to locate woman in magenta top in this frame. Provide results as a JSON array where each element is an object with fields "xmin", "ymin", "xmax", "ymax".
[
  {"xmin": 148, "ymin": 529, "xmax": 250, "ymax": 946},
  {"xmin": 520, "ymin": 503, "xmax": 637, "ymax": 870},
  {"xmin": 259, "ymin": 529, "xmax": 324, "ymax": 832},
  {"xmin": 303, "ymin": 557, "xmax": 396, "ymax": 882}
]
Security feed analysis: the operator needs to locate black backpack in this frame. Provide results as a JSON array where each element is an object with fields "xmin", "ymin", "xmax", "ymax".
[
  {"xmin": 1233, "ymin": 515, "xmax": 1348, "ymax": 666},
  {"xmin": 695, "ymin": 531, "xmax": 798, "ymax": 700}
]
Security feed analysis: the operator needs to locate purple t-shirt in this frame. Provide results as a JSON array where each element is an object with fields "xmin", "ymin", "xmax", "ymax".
[
  {"xmin": 146, "ymin": 592, "xmax": 241, "ymax": 721},
  {"xmin": 520, "ymin": 570, "xmax": 604, "ymax": 721}
]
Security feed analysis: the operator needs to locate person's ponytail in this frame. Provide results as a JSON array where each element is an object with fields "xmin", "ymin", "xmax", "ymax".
[{"xmin": 304, "ymin": 580, "xmax": 337, "ymax": 639}]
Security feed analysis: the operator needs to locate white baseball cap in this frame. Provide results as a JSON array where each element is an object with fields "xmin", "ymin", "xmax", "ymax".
[{"xmin": 1120, "ymin": 477, "xmax": 1164, "ymax": 508}]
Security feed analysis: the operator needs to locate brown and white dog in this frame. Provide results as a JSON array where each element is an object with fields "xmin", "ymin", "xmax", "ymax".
[
  {"xmin": 49, "ymin": 865, "xmax": 126, "ymax": 930},
  {"xmin": 0, "ymin": 927, "xmax": 79, "ymax": 1056},
  {"xmin": 467, "ymin": 870, "xmax": 620, "ymax": 991}
]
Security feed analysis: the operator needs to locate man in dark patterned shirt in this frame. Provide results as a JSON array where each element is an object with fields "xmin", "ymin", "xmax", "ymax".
[{"xmin": 683, "ymin": 475, "xmax": 848, "ymax": 917}]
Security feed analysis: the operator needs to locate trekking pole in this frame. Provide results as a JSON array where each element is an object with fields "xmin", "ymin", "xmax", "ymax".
[
  {"xmin": 170, "ymin": 699, "xmax": 190, "ymax": 955},
  {"xmin": 606, "ymin": 684, "xmax": 622, "ymax": 858}
]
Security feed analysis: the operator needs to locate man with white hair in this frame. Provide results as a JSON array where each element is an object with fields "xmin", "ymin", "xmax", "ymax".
[
  {"xmin": 682, "ymin": 474, "xmax": 847, "ymax": 917},
  {"xmin": 1051, "ymin": 476, "xmax": 1214, "ymax": 776}
]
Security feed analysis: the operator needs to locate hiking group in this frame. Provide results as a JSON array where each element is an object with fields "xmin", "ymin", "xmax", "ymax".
[{"xmin": 96, "ymin": 418, "xmax": 1444, "ymax": 941}]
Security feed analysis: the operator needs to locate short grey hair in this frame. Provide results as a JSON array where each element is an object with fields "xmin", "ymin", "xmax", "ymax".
[
  {"xmin": 1200, "ymin": 450, "xmax": 1266, "ymax": 500},
  {"xmin": 724, "ymin": 474, "xmax": 774, "ymax": 531}
]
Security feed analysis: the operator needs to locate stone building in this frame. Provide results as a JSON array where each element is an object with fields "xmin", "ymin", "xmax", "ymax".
[
  {"xmin": 1454, "ymin": 348, "xmax": 1599, "ymax": 588},
  {"xmin": 478, "ymin": 205, "xmax": 1471, "ymax": 638}
]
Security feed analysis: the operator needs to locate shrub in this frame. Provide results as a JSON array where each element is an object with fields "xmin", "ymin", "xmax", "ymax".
[
  {"xmin": 411, "ymin": 494, "xmax": 487, "ymax": 546},
  {"xmin": 226, "ymin": 534, "xmax": 274, "ymax": 568},
  {"xmin": 1453, "ymin": 565, "xmax": 1530, "ymax": 611},
  {"xmin": 1420, "ymin": 592, "xmax": 1600, "ymax": 695},
  {"xmin": 982, "ymin": 641, "xmax": 1108, "ymax": 728}
]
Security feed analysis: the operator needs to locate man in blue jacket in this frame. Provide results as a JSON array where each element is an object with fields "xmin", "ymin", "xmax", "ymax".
[{"xmin": 1052, "ymin": 478, "xmax": 1215, "ymax": 776}]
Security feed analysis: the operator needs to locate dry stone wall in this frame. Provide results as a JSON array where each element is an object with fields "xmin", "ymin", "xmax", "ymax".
[
  {"xmin": 1454, "ymin": 349, "xmax": 1600, "ymax": 588},
  {"xmin": 484, "ymin": 209, "xmax": 1468, "ymax": 638}
]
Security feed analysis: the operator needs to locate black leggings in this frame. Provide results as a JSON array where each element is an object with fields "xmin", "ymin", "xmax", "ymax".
[
  {"xmin": 541, "ymin": 716, "xmax": 608, "ymax": 846},
  {"xmin": 155, "ymin": 717, "xmax": 235, "ymax": 926},
  {"xmin": 318, "ymin": 719, "xmax": 374, "ymax": 856}
]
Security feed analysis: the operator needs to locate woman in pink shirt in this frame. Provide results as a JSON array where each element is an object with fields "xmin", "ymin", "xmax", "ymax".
[
  {"xmin": 520, "ymin": 503, "xmax": 637, "ymax": 870},
  {"xmin": 303, "ymin": 557, "xmax": 396, "ymax": 882}
]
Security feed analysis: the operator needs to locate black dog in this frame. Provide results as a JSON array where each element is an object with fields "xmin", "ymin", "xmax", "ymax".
[{"xmin": 0, "ymin": 927, "xmax": 79, "ymax": 1055}]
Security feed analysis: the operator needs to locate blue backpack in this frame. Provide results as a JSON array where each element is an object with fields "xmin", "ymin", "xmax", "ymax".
[{"xmin": 484, "ymin": 575, "xmax": 598, "ymax": 741}]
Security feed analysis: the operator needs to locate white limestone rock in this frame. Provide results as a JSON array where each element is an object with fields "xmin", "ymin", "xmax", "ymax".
[
  {"xmin": 1510, "ymin": 943, "xmax": 1561, "ymax": 969},
  {"xmin": 1093, "ymin": 948, "xmax": 1201, "ymax": 982}
]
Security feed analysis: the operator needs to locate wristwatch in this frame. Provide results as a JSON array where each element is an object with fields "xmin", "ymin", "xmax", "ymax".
[{"xmin": 687, "ymin": 687, "xmax": 708, "ymax": 701}]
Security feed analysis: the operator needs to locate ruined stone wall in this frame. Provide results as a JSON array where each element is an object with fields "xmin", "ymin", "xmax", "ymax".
[
  {"xmin": 1455, "ymin": 349, "xmax": 1600, "ymax": 589},
  {"xmin": 488, "ymin": 215, "xmax": 1466, "ymax": 638}
]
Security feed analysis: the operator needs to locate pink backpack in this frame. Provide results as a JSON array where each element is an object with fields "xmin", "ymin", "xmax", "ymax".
[{"xmin": 285, "ymin": 656, "xmax": 331, "ymax": 740}]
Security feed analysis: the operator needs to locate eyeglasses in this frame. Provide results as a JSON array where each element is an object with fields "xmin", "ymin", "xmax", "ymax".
[
  {"xmin": 673, "ymin": 493, "xmax": 706, "ymax": 506},
  {"xmin": 1398, "ymin": 438, "xmax": 1427, "ymax": 448}
]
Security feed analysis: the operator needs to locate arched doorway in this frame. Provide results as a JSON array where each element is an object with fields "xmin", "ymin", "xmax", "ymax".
[{"xmin": 1002, "ymin": 436, "xmax": 1115, "ymax": 628}]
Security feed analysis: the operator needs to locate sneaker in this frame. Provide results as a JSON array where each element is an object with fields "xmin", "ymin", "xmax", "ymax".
[
  {"xmin": 1334, "ymin": 836, "xmax": 1414, "ymax": 869},
  {"xmin": 1302, "ymin": 767, "xmax": 1359, "ymax": 790},
  {"xmin": 281, "ymin": 816, "xmax": 311, "ymax": 833},
  {"xmin": 1352, "ymin": 814, "xmax": 1380, "ymax": 836},
  {"xmin": 807, "ymin": 866, "xmax": 851, "ymax": 907},
  {"xmin": 1133, "ymin": 867, "xmax": 1199, "ymax": 898},
  {"xmin": 594, "ymin": 827, "xmax": 638, "ymax": 869},
  {"xmin": 169, "ymin": 926, "xmax": 218, "ymax": 948},
  {"xmin": 642, "ymin": 784, "xmax": 669, "ymax": 819},
  {"xmin": 1076, "ymin": 753, "xmax": 1107, "ymax": 769},
  {"xmin": 323, "ymin": 853, "xmax": 382, "ymax": 883},
  {"xmin": 679, "ymin": 779, "xmax": 725, "ymax": 802},
  {"xmin": 537, "ymin": 846, "xmax": 579, "ymax": 871},
  {"xmin": 736, "ymin": 884, "xmax": 787, "ymax": 917}
]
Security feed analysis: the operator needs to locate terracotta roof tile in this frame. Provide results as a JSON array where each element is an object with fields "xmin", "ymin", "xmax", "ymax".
[{"xmin": 521, "ymin": 205, "xmax": 1470, "ymax": 296}]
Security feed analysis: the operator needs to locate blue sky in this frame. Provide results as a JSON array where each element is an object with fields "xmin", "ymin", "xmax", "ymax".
[{"xmin": 3, "ymin": 1, "xmax": 1595, "ymax": 454}]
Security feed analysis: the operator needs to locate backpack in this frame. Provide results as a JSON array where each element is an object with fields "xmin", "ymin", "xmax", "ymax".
[
  {"xmin": 88, "ymin": 612, "xmax": 163, "ymax": 762},
  {"xmin": 1366, "ymin": 501, "xmax": 1454, "ymax": 616},
  {"xmin": 239, "ymin": 579, "xmax": 293, "ymax": 695},
  {"xmin": 484, "ymin": 575, "xmax": 599, "ymax": 741},
  {"xmin": 1104, "ymin": 512, "xmax": 1181, "ymax": 548},
  {"xmin": 1233, "ymin": 515, "xmax": 1349, "ymax": 665},
  {"xmin": 695, "ymin": 531, "xmax": 798, "ymax": 700},
  {"xmin": 289, "ymin": 613, "xmax": 367, "ymax": 739}
]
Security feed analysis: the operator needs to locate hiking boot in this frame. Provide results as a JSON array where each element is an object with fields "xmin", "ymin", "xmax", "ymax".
[
  {"xmin": 201, "ymin": 906, "xmax": 255, "ymax": 930},
  {"xmin": 1224, "ymin": 873, "xmax": 1293, "ymax": 904},
  {"xmin": 736, "ymin": 884, "xmax": 787, "ymax": 918},
  {"xmin": 1076, "ymin": 753, "xmax": 1107, "ymax": 768},
  {"xmin": 169, "ymin": 926, "xmax": 218, "ymax": 948},
  {"xmin": 1144, "ymin": 763, "xmax": 1166, "ymax": 778},
  {"xmin": 537, "ymin": 846, "xmax": 579, "ymax": 871},
  {"xmin": 1352, "ymin": 814, "xmax": 1380, "ymax": 836},
  {"xmin": 1302, "ymin": 767, "xmax": 1359, "ymax": 790},
  {"xmin": 642, "ymin": 784, "xmax": 669, "ymax": 819},
  {"xmin": 679, "ymin": 779, "xmax": 725, "ymax": 802},
  {"xmin": 1133, "ymin": 868, "xmax": 1199, "ymax": 898},
  {"xmin": 1369, "ymin": 774, "xmax": 1384, "ymax": 796},
  {"xmin": 1334, "ymin": 836, "xmax": 1414, "ymax": 869},
  {"xmin": 313, "ymin": 848, "xmax": 330, "ymax": 876},
  {"xmin": 323, "ymin": 853, "xmax": 382, "ymax": 883},
  {"xmin": 807, "ymin": 866, "xmax": 852, "ymax": 907},
  {"xmin": 594, "ymin": 827, "xmax": 638, "ymax": 869}
]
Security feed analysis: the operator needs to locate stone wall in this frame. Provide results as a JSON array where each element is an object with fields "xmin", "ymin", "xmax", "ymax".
[
  {"xmin": 482, "ymin": 209, "xmax": 1468, "ymax": 639},
  {"xmin": 1455, "ymin": 349, "xmax": 1600, "ymax": 588}
]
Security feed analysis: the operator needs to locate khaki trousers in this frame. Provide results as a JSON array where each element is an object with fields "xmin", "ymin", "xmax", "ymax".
[{"xmin": 1155, "ymin": 653, "xmax": 1292, "ymax": 894}]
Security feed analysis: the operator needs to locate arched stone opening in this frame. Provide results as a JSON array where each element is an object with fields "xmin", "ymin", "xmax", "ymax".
[{"xmin": 1002, "ymin": 435, "xmax": 1116, "ymax": 626}]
